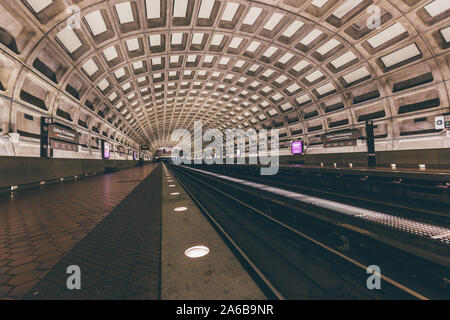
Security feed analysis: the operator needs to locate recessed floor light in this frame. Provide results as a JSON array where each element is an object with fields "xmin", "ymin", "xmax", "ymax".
[
  {"xmin": 169, "ymin": 185, "xmax": 176, "ymax": 187},
  {"xmin": 185, "ymin": 246, "xmax": 210, "ymax": 258},
  {"xmin": 170, "ymin": 192, "xmax": 180, "ymax": 195},
  {"xmin": 174, "ymin": 207, "xmax": 187, "ymax": 212}
]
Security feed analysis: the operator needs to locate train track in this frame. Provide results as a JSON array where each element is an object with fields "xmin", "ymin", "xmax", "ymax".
[
  {"xmin": 167, "ymin": 164, "xmax": 450, "ymax": 300},
  {"xmin": 186, "ymin": 165, "xmax": 450, "ymax": 226}
]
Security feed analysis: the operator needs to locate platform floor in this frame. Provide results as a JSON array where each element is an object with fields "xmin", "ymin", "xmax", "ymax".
[
  {"xmin": 0, "ymin": 164, "xmax": 157, "ymax": 299},
  {"xmin": 161, "ymin": 165, "xmax": 265, "ymax": 300},
  {"xmin": 0, "ymin": 162, "xmax": 264, "ymax": 300}
]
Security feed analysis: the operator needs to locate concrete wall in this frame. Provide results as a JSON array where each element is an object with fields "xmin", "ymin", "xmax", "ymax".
[{"xmin": 0, "ymin": 156, "xmax": 142, "ymax": 189}]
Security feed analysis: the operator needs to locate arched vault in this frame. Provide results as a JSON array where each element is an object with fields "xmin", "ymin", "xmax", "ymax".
[{"xmin": 0, "ymin": 0, "xmax": 448, "ymax": 152}]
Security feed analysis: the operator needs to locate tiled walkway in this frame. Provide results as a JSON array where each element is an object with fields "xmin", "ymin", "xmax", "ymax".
[{"xmin": 0, "ymin": 164, "xmax": 158, "ymax": 299}]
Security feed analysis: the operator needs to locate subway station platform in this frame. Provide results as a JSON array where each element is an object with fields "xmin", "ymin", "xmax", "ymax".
[
  {"xmin": 1, "ymin": 161, "xmax": 450, "ymax": 299},
  {"xmin": 0, "ymin": 163, "xmax": 264, "ymax": 300}
]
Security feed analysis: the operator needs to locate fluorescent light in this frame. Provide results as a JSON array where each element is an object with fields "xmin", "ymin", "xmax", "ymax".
[
  {"xmin": 82, "ymin": 59, "xmax": 98, "ymax": 76},
  {"xmin": 229, "ymin": 37, "xmax": 243, "ymax": 48},
  {"xmin": 263, "ymin": 46, "xmax": 277, "ymax": 57},
  {"xmin": 286, "ymin": 83, "xmax": 300, "ymax": 93},
  {"xmin": 26, "ymin": 0, "xmax": 52, "ymax": 13},
  {"xmin": 170, "ymin": 55, "xmax": 180, "ymax": 63},
  {"xmin": 84, "ymin": 10, "xmax": 107, "ymax": 36},
  {"xmin": 343, "ymin": 66, "xmax": 370, "ymax": 83},
  {"xmin": 332, "ymin": 0, "xmax": 363, "ymax": 19},
  {"xmin": 146, "ymin": 0, "xmax": 161, "ymax": 19},
  {"xmin": 441, "ymin": 26, "xmax": 450, "ymax": 42},
  {"xmin": 126, "ymin": 38, "xmax": 140, "ymax": 51},
  {"xmin": 171, "ymin": 33, "xmax": 183, "ymax": 45},
  {"xmin": 122, "ymin": 82, "xmax": 131, "ymax": 91},
  {"xmin": 98, "ymin": 79, "xmax": 109, "ymax": 91},
  {"xmin": 280, "ymin": 103, "xmax": 293, "ymax": 111},
  {"xmin": 272, "ymin": 93, "xmax": 282, "ymax": 101},
  {"xmin": 133, "ymin": 61, "xmax": 143, "ymax": 70},
  {"xmin": 192, "ymin": 33, "xmax": 204, "ymax": 45},
  {"xmin": 246, "ymin": 41, "xmax": 261, "ymax": 52},
  {"xmin": 292, "ymin": 60, "xmax": 309, "ymax": 72},
  {"xmin": 219, "ymin": 57, "xmax": 230, "ymax": 65},
  {"xmin": 424, "ymin": 0, "xmax": 450, "ymax": 17},
  {"xmin": 198, "ymin": 0, "xmax": 215, "ymax": 19},
  {"xmin": 316, "ymin": 39, "xmax": 340, "ymax": 55},
  {"xmin": 149, "ymin": 34, "xmax": 161, "ymax": 46},
  {"xmin": 221, "ymin": 2, "xmax": 240, "ymax": 21},
  {"xmin": 262, "ymin": 69, "xmax": 274, "ymax": 77},
  {"xmin": 173, "ymin": 0, "xmax": 189, "ymax": 18},
  {"xmin": 114, "ymin": 68, "xmax": 125, "ymax": 79},
  {"xmin": 109, "ymin": 92, "xmax": 117, "ymax": 101},
  {"xmin": 204, "ymin": 55, "xmax": 214, "ymax": 63},
  {"xmin": 115, "ymin": 2, "xmax": 134, "ymax": 24},
  {"xmin": 306, "ymin": 70, "xmax": 324, "ymax": 83},
  {"xmin": 282, "ymin": 20, "xmax": 304, "ymax": 38},
  {"xmin": 103, "ymin": 46, "xmax": 118, "ymax": 61},
  {"xmin": 300, "ymin": 29, "xmax": 323, "ymax": 46},
  {"xmin": 211, "ymin": 34, "xmax": 224, "ymax": 46},
  {"xmin": 311, "ymin": 0, "xmax": 329, "ymax": 8},
  {"xmin": 243, "ymin": 7, "xmax": 262, "ymax": 25},
  {"xmin": 279, "ymin": 52, "xmax": 293, "ymax": 64},
  {"xmin": 367, "ymin": 22, "xmax": 407, "ymax": 48},
  {"xmin": 264, "ymin": 13, "xmax": 284, "ymax": 31},
  {"xmin": 56, "ymin": 27, "xmax": 82, "ymax": 54},
  {"xmin": 381, "ymin": 43, "xmax": 421, "ymax": 68},
  {"xmin": 249, "ymin": 64, "xmax": 259, "ymax": 72},
  {"xmin": 275, "ymin": 75, "xmax": 288, "ymax": 84},
  {"xmin": 235, "ymin": 60, "xmax": 245, "ymax": 68},
  {"xmin": 331, "ymin": 51, "xmax": 357, "ymax": 69},
  {"xmin": 296, "ymin": 94, "xmax": 310, "ymax": 104},
  {"xmin": 316, "ymin": 82, "xmax": 335, "ymax": 95}
]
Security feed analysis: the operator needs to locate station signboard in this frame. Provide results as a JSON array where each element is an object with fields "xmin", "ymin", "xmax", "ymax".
[
  {"xmin": 435, "ymin": 115, "xmax": 450, "ymax": 130},
  {"xmin": 321, "ymin": 129, "xmax": 361, "ymax": 148},
  {"xmin": 41, "ymin": 117, "xmax": 79, "ymax": 157},
  {"xmin": 291, "ymin": 141, "xmax": 304, "ymax": 155},
  {"xmin": 102, "ymin": 140, "xmax": 111, "ymax": 159}
]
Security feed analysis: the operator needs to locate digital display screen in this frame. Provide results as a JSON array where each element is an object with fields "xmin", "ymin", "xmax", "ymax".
[
  {"xmin": 291, "ymin": 141, "xmax": 303, "ymax": 155},
  {"xmin": 102, "ymin": 141, "xmax": 111, "ymax": 159}
]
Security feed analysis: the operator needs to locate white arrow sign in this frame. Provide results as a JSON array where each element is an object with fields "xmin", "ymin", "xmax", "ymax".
[{"xmin": 435, "ymin": 116, "xmax": 445, "ymax": 130}]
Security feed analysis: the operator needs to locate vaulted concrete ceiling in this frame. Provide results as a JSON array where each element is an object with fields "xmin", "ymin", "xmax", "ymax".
[{"xmin": 0, "ymin": 0, "xmax": 449, "ymax": 152}]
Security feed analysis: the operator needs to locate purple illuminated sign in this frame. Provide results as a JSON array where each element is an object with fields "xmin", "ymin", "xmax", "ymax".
[
  {"xmin": 102, "ymin": 141, "xmax": 111, "ymax": 159},
  {"xmin": 291, "ymin": 141, "xmax": 303, "ymax": 155}
]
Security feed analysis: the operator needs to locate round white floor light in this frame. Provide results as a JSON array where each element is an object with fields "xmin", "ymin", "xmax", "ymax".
[
  {"xmin": 174, "ymin": 207, "xmax": 187, "ymax": 212},
  {"xmin": 185, "ymin": 246, "xmax": 210, "ymax": 258}
]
